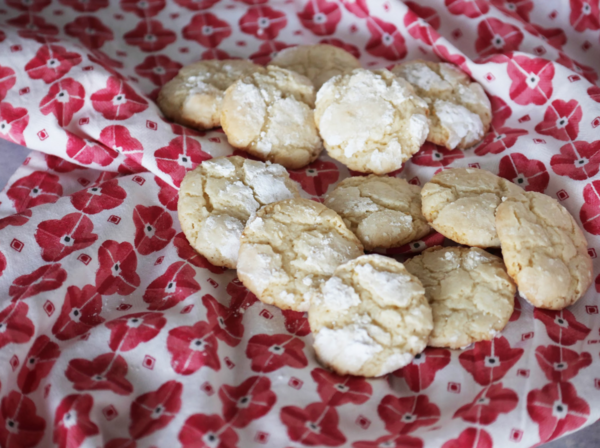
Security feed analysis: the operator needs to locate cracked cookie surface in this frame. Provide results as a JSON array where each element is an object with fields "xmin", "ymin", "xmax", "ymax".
[
  {"xmin": 178, "ymin": 156, "xmax": 299, "ymax": 269},
  {"xmin": 404, "ymin": 246, "xmax": 515, "ymax": 349},
  {"xmin": 237, "ymin": 198, "xmax": 364, "ymax": 311},
  {"xmin": 496, "ymin": 191, "xmax": 593, "ymax": 310},
  {"xmin": 392, "ymin": 60, "xmax": 491, "ymax": 150},
  {"xmin": 309, "ymin": 254, "xmax": 432, "ymax": 377},
  {"xmin": 421, "ymin": 168, "xmax": 524, "ymax": 247},
  {"xmin": 221, "ymin": 66, "xmax": 322, "ymax": 170},
  {"xmin": 324, "ymin": 175, "xmax": 430, "ymax": 251}
]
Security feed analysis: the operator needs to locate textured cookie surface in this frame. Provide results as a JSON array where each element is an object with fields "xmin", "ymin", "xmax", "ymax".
[
  {"xmin": 269, "ymin": 44, "xmax": 361, "ymax": 90},
  {"xmin": 158, "ymin": 60, "xmax": 264, "ymax": 130},
  {"xmin": 421, "ymin": 168, "xmax": 524, "ymax": 247},
  {"xmin": 237, "ymin": 198, "xmax": 364, "ymax": 311},
  {"xmin": 178, "ymin": 156, "xmax": 299, "ymax": 269},
  {"xmin": 314, "ymin": 69, "xmax": 429, "ymax": 175},
  {"xmin": 404, "ymin": 246, "xmax": 515, "ymax": 349},
  {"xmin": 392, "ymin": 61, "xmax": 491, "ymax": 150},
  {"xmin": 221, "ymin": 66, "xmax": 322, "ymax": 170},
  {"xmin": 324, "ymin": 175, "xmax": 430, "ymax": 251},
  {"xmin": 309, "ymin": 254, "xmax": 432, "ymax": 377},
  {"xmin": 496, "ymin": 192, "xmax": 593, "ymax": 310}
]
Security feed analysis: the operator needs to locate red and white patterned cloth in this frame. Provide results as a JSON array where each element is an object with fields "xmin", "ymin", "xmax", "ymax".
[{"xmin": 0, "ymin": 1, "xmax": 599, "ymax": 447}]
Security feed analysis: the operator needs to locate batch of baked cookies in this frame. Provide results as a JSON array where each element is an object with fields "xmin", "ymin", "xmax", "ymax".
[{"xmin": 161, "ymin": 44, "xmax": 594, "ymax": 378}]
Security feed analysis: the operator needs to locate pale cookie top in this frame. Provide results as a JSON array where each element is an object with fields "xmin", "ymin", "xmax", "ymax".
[
  {"xmin": 178, "ymin": 156, "xmax": 300, "ymax": 269},
  {"xmin": 237, "ymin": 198, "xmax": 364, "ymax": 311},
  {"xmin": 324, "ymin": 175, "xmax": 430, "ymax": 251},
  {"xmin": 421, "ymin": 168, "xmax": 524, "ymax": 248},
  {"xmin": 158, "ymin": 60, "xmax": 265, "ymax": 130},
  {"xmin": 392, "ymin": 61, "xmax": 491, "ymax": 150},
  {"xmin": 314, "ymin": 68, "xmax": 429, "ymax": 175},
  {"xmin": 309, "ymin": 254, "xmax": 432, "ymax": 377},
  {"xmin": 496, "ymin": 192, "xmax": 593, "ymax": 310},
  {"xmin": 220, "ymin": 66, "xmax": 323, "ymax": 170},
  {"xmin": 404, "ymin": 246, "xmax": 515, "ymax": 349},
  {"xmin": 269, "ymin": 44, "xmax": 361, "ymax": 90}
]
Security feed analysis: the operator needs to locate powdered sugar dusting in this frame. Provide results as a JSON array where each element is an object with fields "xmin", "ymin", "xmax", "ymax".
[
  {"xmin": 200, "ymin": 215, "xmax": 244, "ymax": 265},
  {"xmin": 355, "ymin": 263, "xmax": 424, "ymax": 307},
  {"xmin": 319, "ymin": 276, "xmax": 361, "ymax": 311},
  {"xmin": 435, "ymin": 99, "xmax": 484, "ymax": 149},
  {"xmin": 242, "ymin": 160, "xmax": 295, "ymax": 205},
  {"xmin": 314, "ymin": 325, "xmax": 383, "ymax": 372},
  {"xmin": 396, "ymin": 62, "xmax": 450, "ymax": 91},
  {"xmin": 203, "ymin": 158, "xmax": 236, "ymax": 177}
]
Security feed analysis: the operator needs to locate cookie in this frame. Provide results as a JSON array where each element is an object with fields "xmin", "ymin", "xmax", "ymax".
[
  {"xmin": 269, "ymin": 44, "xmax": 361, "ymax": 90},
  {"xmin": 404, "ymin": 246, "xmax": 515, "ymax": 349},
  {"xmin": 309, "ymin": 254, "xmax": 432, "ymax": 377},
  {"xmin": 178, "ymin": 156, "xmax": 300, "ymax": 269},
  {"xmin": 421, "ymin": 168, "xmax": 524, "ymax": 247},
  {"xmin": 221, "ymin": 66, "xmax": 323, "ymax": 170},
  {"xmin": 158, "ymin": 60, "xmax": 265, "ymax": 130},
  {"xmin": 392, "ymin": 60, "xmax": 491, "ymax": 150},
  {"xmin": 237, "ymin": 198, "xmax": 364, "ymax": 311},
  {"xmin": 496, "ymin": 192, "xmax": 593, "ymax": 310},
  {"xmin": 314, "ymin": 68, "xmax": 429, "ymax": 175},
  {"xmin": 324, "ymin": 175, "xmax": 430, "ymax": 251}
]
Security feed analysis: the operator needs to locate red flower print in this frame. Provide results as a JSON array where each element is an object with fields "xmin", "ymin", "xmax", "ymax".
[
  {"xmin": 289, "ymin": 159, "xmax": 339, "ymax": 196},
  {"xmin": 569, "ymin": 0, "xmax": 599, "ymax": 31},
  {"xmin": 0, "ymin": 210, "xmax": 32, "ymax": 231},
  {"xmin": 445, "ymin": 0, "xmax": 489, "ymax": 17},
  {"xmin": 40, "ymin": 78, "xmax": 85, "ymax": 127},
  {"xmin": 412, "ymin": 143, "xmax": 464, "ymax": 167},
  {"xmin": 54, "ymin": 394, "xmax": 99, "ymax": 448},
  {"xmin": 298, "ymin": 0, "xmax": 341, "ymax": 36},
  {"xmin": 129, "ymin": 381, "xmax": 182, "ymax": 439},
  {"xmin": 17, "ymin": 335, "xmax": 60, "ymax": 394},
  {"xmin": 25, "ymin": 45, "xmax": 82, "ymax": 84},
  {"xmin": 7, "ymin": 171, "xmax": 62, "ymax": 213},
  {"xmin": 403, "ymin": 2, "xmax": 441, "ymax": 45},
  {"xmin": 475, "ymin": 18, "xmax": 524, "ymax": 58},
  {"xmin": 246, "ymin": 334, "xmax": 308, "ymax": 373},
  {"xmin": 118, "ymin": 158, "xmax": 146, "ymax": 175},
  {"xmin": 106, "ymin": 312, "xmax": 166, "ymax": 352},
  {"xmin": 535, "ymin": 99, "xmax": 582, "ymax": 141},
  {"xmin": 0, "ymin": 102, "xmax": 29, "ymax": 146},
  {"xmin": 182, "ymin": 12, "xmax": 231, "ymax": 47},
  {"xmin": 556, "ymin": 53, "xmax": 598, "ymax": 84},
  {"xmin": 133, "ymin": 205, "xmax": 176, "ymax": 255},
  {"xmin": 104, "ymin": 438, "xmax": 136, "ymax": 448},
  {"xmin": 551, "ymin": 141, "xmax": 600, "ymax": 181},
  {"xmin": 124, "ymin": 20, "xmax": 176, "ymax": 52},
  {"xmin": 489, "ymin": 95, "xmax": 511, "ymax": 127},
  {"xmin": 320, "ymin": 38, "xmax": 360, "ymax": 58},
  {"xmin": 0, "ymin": 30, "xmax": 4, "ymax": 42},
  {"xmin": 175, "ymin": 0, "xmax": 220, "ymax": 10},
  {"xmin": 60, "ymin": 0, "xmax": 108, "ymax": 12},
  {"xmin": 203, "ymin": 294, "xmax": 246, "ymax": 347},
  {"xmin": 96, "ymin": 240, "xmax": 141, "ymax": 295},
  {"xmin": 250, "ymin": 40, "xmax": 292, "ymax": 65},
  {"xmin": 386, "ymin": 231, "xmax": 446, "ymax": 255},
  {"xmin": 490, "ymin": 0, "xmax": 533, "ymax": 20},
  {"xmin": 143, "ymin": 261, "xmax": 200, "ymax": 310},
  {"xmin": 475, "ymin": 126, "xmax": 527, "ymax": 155},
  {"xmin": 167, "ymin": 321, "xmax": 220, "ymax": 374},
  {"xmin": 311, "ymin": 368, "xmax": 372, "ymax": 406},
  {"xmin": 91, "ymin": 76, "xmax": 148, "ymax": 120},
  {"xmin": 88, "ymin": 49, "xmax": 125, "ymax": 79},
  {"xmin": 46, "ymin": 153, "xmax": 80, "ymax": 172},
  {"xmin": 366, "ymin": 17, "xmax": 407, "ymax": 60},
  {"xmin": 156, "ymin": 176, "xmax": 178, "ymax": 211},
  {"xmin": 442, "ymin": 428, "xmax": 493, "ymax": 448},
  {"xmin": 227, "ymin": 277, "xmax": 258, "ymax": 310},
  {"xmin": 52, "ymin": 285, "xmax": 104, "ymax": 341},
  {"xmin": 589, "ymin": 85, "xmax": 600, "ymax": 102},
  {"xmin": 459, "ymin": 336, "xmax": 524, "ymax": 385},
  {"xmin": 378, "ymin": 394, "xmax": 440, "ymax": 434},
  {"xmin": 394, "ymin": 347, "xmax": 451, "ymax": 392},
  {"xmin": 581, "ymin": 180, "xmax": 600, "ymax": 235},
  {"xmin": 354, "ymin": 434, "xmax": 423, "ymax": 448},
  {"xmin": 527, "ymin": 381, "xmax": 590, "ymax": 443},
  {"xmin": 283, "ymin": 309, "xmax": 311, "ymax": 336},
  {"xmin": 71, "ymin": 179, "xmax": 126, "ymax": 215},
  {"xmin": 454, "ymin": 383, "xmax": 518, "ymax": 424},
  {"xmin": 64, "ymin": 16, "xmax": 114, "ymax": 49},
  {"xmin": 66, "ymin": 352, "xmax": 133, "ymax": 395},
  {"xmin": 507, "ymin": 55, "xmax": 554, "ymax": 105},
  {"xmin": 66, "ymin": 132, "xmax": 118, "ymax": 167},
  {"xmin": 174, "ymin": 232, "xmax": 225, "ymax": 274},
  {"xmin": 0, "ymin": 391, "xmax": 46, "ymax": 448},
  {"xmin": 9, "ymin": 263, "xmax": 67, "ymax": 302},
  {"xmin": 534, "ymin": 308, "xmax": 591, "ymax": 346},
  {"xmin": 498, "ymin": 152, "xmax": 549, "ymax": 192},
  {"xmin": 7, "ymin": 13, "xmax": 59, "ymax": 40},
  {"xmin": 7, "ymin": 0, "xmax": 51, "ymax": 11},
  {"xmin": 281, "ymin": 402, "xmax": 345, "ymax": 446},
  {"xmin": 0, "ymin": 65, "xmax": 16, "ymax": 101},
  {"xmin": 155, "ymin": 136, "xmax": 211, "ymax": 187},
  {"xmin": 0, "ymin": 302, "xmax": 34, "ymax": 349},
  {"xmin": 0, "ymin": 251, "xmax": 5, "ymax": 278},
  {"xmin": 135, "ymin": 55, "xmax": 182, "ymax": 86},
  {"xmin": 219, "ymin": 376, "xmax": 276, "ymax": 427},
  {"xmin": 340, "ymin": 0, "xmax": 369, "ymax": 18},
  {"xmin": 179, "ymin": 414, "xmax": 238, "ymax": 448},
  {"xmin": 531, "ymin": 24, "xmax": 566, "ymax": 50},
  {"xmin": 35, "ymin": 212, "xmax": 98, "ymax": 262},
  {"xmin": 406, "ymin": 2, "xmax": 441, "ymax": 28},
  {"xmin": 121, "ymin": 0, "xmax": 165, "ymax": 17},
  {"xmin": 536, "ymin": 345, "xmax": 592, "ymax": 382},
  {"xmin": 240, "ymin": 6, "xmax": 287, "ymax": 40},
  {"xmin": 433, "ymin": 45, "xmax": 471, "ymax": 75},
  {"xmin": 99, "ymin": 124, "xmax": 144, "ymax": 165}
]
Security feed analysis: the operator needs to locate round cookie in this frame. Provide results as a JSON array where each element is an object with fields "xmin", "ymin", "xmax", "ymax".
[
  {"xmin": 392, "ymin": 60, "xmax": 491, "ymax": 150},
  {"xmin": 237, "ymin": 198, "xmax": 364, "ymax": 311},
  {"xmin": 178, "ymin": 156, "xmax": 300, "ymax": 269},
  {"xmin": 314, "ymin": 68, "xmax": 429, "ymax": 175},
  {"xmin": 404, "ymin": 246, "xmax": 515, "ymax": 349},
  {"xmin": 421, "ymin": 168, "xmax": 524, "ymax": 247},
  {"xmin": 309, "ymin": 254, "xmax": 432, "ymax": 377},
  {"xmin": 221, "ymin": 66, "xmax": 323, "ymax": 170},
  {"xmin": 269, "ymin": 44, "xmax": 361, "ymax": 90},
  {"xmin": 496, "ymin": 192, "xmax": 593, "ymax": 310},
  {"xmin": 158, "ymin": 60, "xmax": 265, "ymax": 130},
  {"xmin": 324, "ymin": 175, "xmax": 430, "ymax": 251}
]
